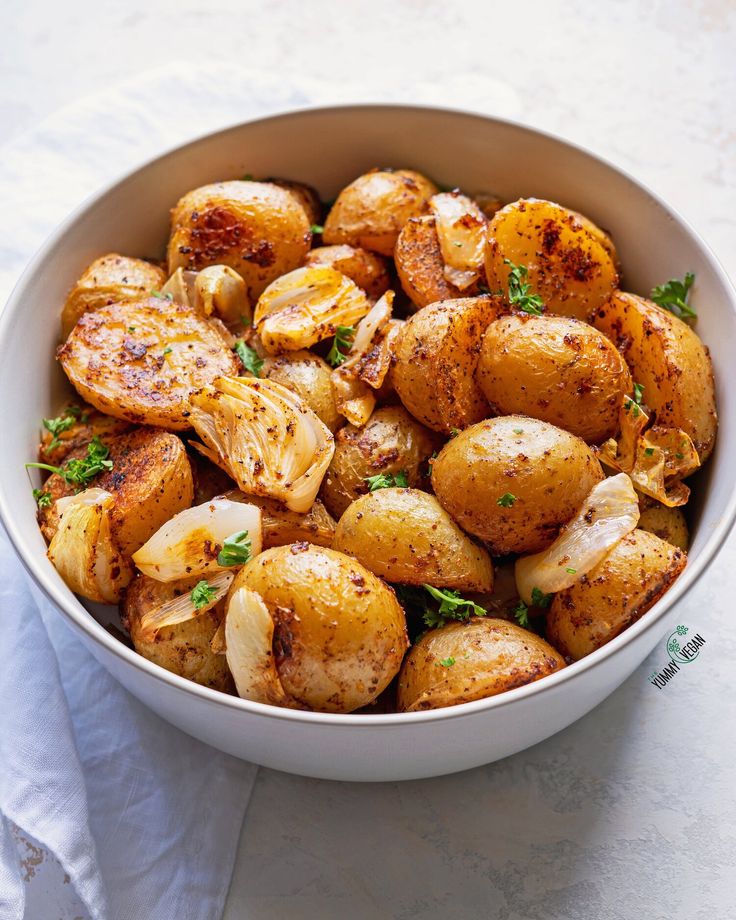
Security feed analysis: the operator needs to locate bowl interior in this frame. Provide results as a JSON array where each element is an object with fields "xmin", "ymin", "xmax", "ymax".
[{"xmin": 2, "ymin": 105, "xmax": 734, "ymax": 718}]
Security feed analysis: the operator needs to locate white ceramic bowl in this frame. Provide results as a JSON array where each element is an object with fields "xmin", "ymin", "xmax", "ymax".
[{"xmin": 2, "ymin": 105, "xmax": 734, "ymax": 782}]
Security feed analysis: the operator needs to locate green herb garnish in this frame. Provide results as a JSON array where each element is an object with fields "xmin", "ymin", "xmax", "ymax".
[
  {"xmin": 566, "ymin": 567, "xmax": 577, "ymax": 574},
  {"xmin": 150, "ymin": 289, "xmax": 173, "ymax": 301},
  {"xmin": 365, "ymin": 470, "xmax": 409, "ymax": 491},
  {"xmin": 33, "ymin": 488, "xmax": 52, "ymax": 509},
  {"xmin": 422, "ymin": 585, "xmax": 486, "ymax": 629},
  {"xmin": 233, "ymin": 340, "xmax": 264, "ymax": 377},
  {"xmin": 162, "ymin": 347, "xmax": 172, "ymax": 356},
  {"xmin": 531, "ymin": 587, "xmax": 553, "ymax": 608},
  {"xmin": 326, "ymin": 325, "xmax": 355, "ymax": 367},
  {"xmin": 633, "ymin": 382, "xmax": 645, "ymax": 405},
  {"xmin": 26, "ymin": 436, "xmax": 113, "ymax": 490},
  {"xmin": 513, "ymin": 600, "xmax": 529, "ymax": 628},
  {"xmin": 644, "ymin": 447, "xmax": 655, "ymax": 457},
  {"xmin": 439, "ymin": 657, "xmax": 456, "ymax": 668},
  {"xmin": 504, "ymin": 259, "xmax": 545, "ymax": 315},
  {"xmin": 42, "ymin": 409, "xmax": 80, "ymax": 451},
  {"xmin": 191, "ymin": 580, "xmax": 218, "ymax": 609},
  {"xmin": 216, "ymin": 530, "xmax": 252, "ymax": 567},
  {"xmin": 651, "ymin": 272, "xmax": 696, "ymax": 320},
  {"xmin": 497, "ymin": 492, "xmax": 516, "ymax": 507},
  {"xmin": 310, "ymin": 224, "xmax": 324, "ymax": 234}
]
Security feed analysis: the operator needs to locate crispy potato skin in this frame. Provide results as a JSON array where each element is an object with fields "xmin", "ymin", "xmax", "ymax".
[
  {"xmin": 237, "ymin": 545, "xmax": 409, "ymax": 712},
  {"xmin": 592, "ymin": 291, "xmax": 717, "ymax": 461},
  {"xmin": 485, "ymin": 199, "xmax": 619, "ymax": 320},
  {"xmin": 264, "ymin": 350, "xmax": 342, "ymax": 432},
  {"xmin": 637, "ymin": 505, "xmax": 689, "ymax": 551},
  {"xmin": 431, "ymin": 415, "xmax": 604, "ymax": 555},
  {"xmin": 393, "ymin": 296, "xmax": 499, "ymax": 434},
  {"xmin": 319, "ymin": 405, "xmax": 441, "ymax": 520},
  {"xmin": 267, "ymin": 178, "xmax": 322, "ymax": 226},
  {"xmin": 476, "ymin": 314, "xmax": 633, "ymax": 444},
  {"xmin": 397, "ymin": 617, "xmax": 565, "ymax": 711},
  {"xmin": 38, "ymin": 405, "xmax": 133, "ymax": 466},
  {"xmin": 333, "ymin": 488, "xmax": 494, "ymax": 591},
  {"xmin": 61, "ymin": 254, "xmax": 166, "ymax": 339},
  {"xmin": 395, "ymin": 215, "xmax": 465, "ymax": 310},
  {"xmin": 225, "ymin": 489, "xmax": 336, "ymax": 548},
  {"xmin": 547, "ymin": 529, "xmax": 686, "ymax": 660},
  {"xmin": 323, "ymin": 169, "xmax": 438, "ymax": 256},
  {"xmin": 122, "ymin": 574, "xmax": 234, "ymax": 692},
  {"xmin": 305, "ymin": 245, "xmax": 390, "ymax": 301},
  {"xmin": 58, "ymin": 297, "xmax": 239, "ymax": 430},
  {"xmin": 39, "ymin": 428, "xmax": 194, "ymax": 557},
  {"xmin": 167, "ymin": 181, "xmax": 311, "ymax": 300}
]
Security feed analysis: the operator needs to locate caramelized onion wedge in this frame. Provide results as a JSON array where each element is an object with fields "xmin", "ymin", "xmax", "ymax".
[
  {"xmin": 225, "ymin": 584, "xmax": 299, "ymax": 707},
  {"xmin": 162, "ymin": 265, "xmax": 251, "ymax": 325},
  {"xmin": 189, "ymin": 376, "xmax": 334, "ymax": 513},
  {"xmin": 515, "ymin": 473, "xmax": 640, "ymax": 604},
  {"xmin": 132, "ymin": 497, "xmax": 262, "ymax": 581},
  {"xmin": 48, "ymin": 488, "xmax": 132, "ymax": 603},
  {"xmin": 430, "ymin": 192, "xmax": 487, "ymax": 290},
  {"xmin": 138, "ymin": 571, "xmax": 234, "ymax": 642}
]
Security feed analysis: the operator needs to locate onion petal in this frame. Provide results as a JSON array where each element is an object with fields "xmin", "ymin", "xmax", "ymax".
[
  {"xmin": 162, "ymin": 265, "xmax": 251, "ymax": 325},
  {"xmin": 430, "ymin": 192, "xmax": 488, "ymax": 290},
  {"xmin": 515, "ymin": 473, "xmax": 640, "ymax": 604},
  {"xmin": 138, "ymin": 571, "xmax": 233, "ymax": 642}
]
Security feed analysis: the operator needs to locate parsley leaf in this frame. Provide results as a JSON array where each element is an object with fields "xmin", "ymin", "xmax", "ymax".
[
  {"xmin": 633, "ymin": 381, "xmax": 644, "ymax": 405},
  {"xmin": 233, "ymin": 340, "xmax": 264, "ymax": 377},
  {"xmin": 439, "ymin": 657, "xmax": 456, "ymax": 668},
  {"xmin": 365, "ymin": 470, "xmax": 409, "ymax": 491},
  {"xmin": 422, "ymin": 585, "xmax": 486, "ymax": 629},
  {"xmin": 26, "ymin": 436, "xmax": 113, "ymax": 490},
  {"xmin": 497, "ymin": 492, "xmax": 516, "ymax": 507},
  {"xmin": 42, "ymin": 410, "xmax": 79, "ymax": 451},
  {"xmin": 162, "ymin": 347, "xmax": 172, "ymax": 356},
  {"xmin": 531, "ymin": 587, "xmax": 553, "ymax": 608},
  {"xmin": 566, "ymin": 567, "xmax": 577, "ymax": 574},
  {"xmin": 503, "ymin": 259, "xmax": 545, "ymax": 315},
  {"xmin": 216, "ymin": 530, "xmax": 252, "ymax": 567},
  {"xmin": 33, "ymin": 488, "xmax": 52, "ymax": 509},
  {"xmin": 513, "ymin": 600, "xmax": 529, "ymax": 628},
  {"xmin": 191, "ymin": 580, "xmax": 217, "ymax": 609},
  {"xmin": 326, "ymin": 325, "xmax": 355, "ymax": 367},
  {"xmin": 650, "ymin": 272, "xmax": 696, "ymax": 320},
  {"xmin": 449, "ymin": 428, "xmax": 460, "ymax": 438},
  {"xmin": 150, "ymin": 289, "xmax": 173, "ymax": 301},
  {"xmin": 310, "ymin": 223, "xmax": 325, "ymax": 234}
]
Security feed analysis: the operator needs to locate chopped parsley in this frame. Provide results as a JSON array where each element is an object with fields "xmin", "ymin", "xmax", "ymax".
[
  {"xmin": 233, "ymin": 340, "xmax": 264, "ymax": 377},
  {"xmin": 162, "ymin": 347, "xmax": 172, "ymax": 356},
  {"xmin": 531, "ymin": 587, "xmax": 553, "ymax": 608},
  {"xmin": 241, "ymin": 173, "xmax": 254, "ymax": 181},
  {"xmin": 421, "ymin": 585, "xmax": 486, "ymax": 629},
  {"xmin": 150, "ymin": 289, "xmax": 173, "ymax": 301},
  {"xmin": 513, "ymin": 428, "xmax": 523, "ymax": 435},
  {"xmin": 513, "ymin": 600, "xmax": 529, "ymax": 628},
  {"xmin": 33, "ymin": 488, "xmax": 52, "ymax": 509},
  {"xmin": 310, "ymin": 223, "xmax": 325, "ymax": 234},
  {"xmin": 497, "ymin": 492, "xmax": 516, "ymax": 507},
  {"xmin": 326, "ymin": 325, "xmax": 355, "ymax": 367},
  {"xmin": 42, "ymin": 408, "xmax": 83, "ymax": 451},
  {"xmin": 365, "ymin": 470, "xmax": 409, "ymax": 491},
  {"xmin": 566, "ymin": 567, "xmax": 577, "ymax": 574},
  {"xmin": 644, "ymin": 447, "xmax": 655, "ymax": 457},
  {"xmin": 633, "ymin": 382, "xmax": 644, "ymax": 405},
  {"xmin": 191, "ymin": 580, "xmax": 217, "ymax": 609},
  {"xmin": 449, "ymin": 427, "xmax": 460, "ymax": 438},
  {"xmin": 26, "ymin": 436, "xmax": 112, "ymax": 490},
  {"xmin": 651, "ymin": 272, "xmax": 696, "ymax": 320},
  {"xmin": 503, "ymin": 258, "xmax": 545, "ymax": 315},
  {"xmin": 439, "ymin": 657, "xmax": 456, "ymax": 668},
  {"xmin": 216, "ymin": 530, "xmax": 252, "ymax": 567},
  {"xmin": 128, "ymin": 326, "xmax": 136, "ymax": 333}
]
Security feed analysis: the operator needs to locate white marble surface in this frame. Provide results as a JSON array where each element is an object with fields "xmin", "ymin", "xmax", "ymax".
[{"xmin": 3, "ymin": 1, "xmax": 736, "ymax": 918}]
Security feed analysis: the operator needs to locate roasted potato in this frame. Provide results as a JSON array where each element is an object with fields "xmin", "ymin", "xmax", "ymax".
[
  {"xmin": 637, "ymin": 505, "xmax": 689, "ymax": 551},
  {"xmin": 431, "ymin": 415, "xmax": 604, "ymax": 555},
  {"xmin": 58, "ymin": 297, "xmax": 239, "ymax": 430},
  {"xmin": 189, "ymin": 450, "xmax": 236, "ymax": 504},
  {"xmin": 61, "ymin": 254, "xmax": 166, "ymax": 339},
  {"xmin": 394, "ymin": 215, "xmax": 465, "ymax": 309},
  {"xmin": 475, "ymin": 314, "xmax": 633, "ymax": 443},
  {"xmin": 38, "ymin": 404, "xmax": 133, "ymax": 466},
  {"xmin": 224, "ymin": 489, "xmax": 336, "ymax": 548},
  {"xmin": 235, "ymin": 544, "xmax": 409, "ymax": 712},
  {"xmin": 333, "ymin": 488, "xmax": 494, "ymax": 591},
  {"xmin": 267, "ymin": 178, "xmax": 322, "ymax": 225},
  {"xmin": 305, "ymin": 245, "xmax": 390, "ymax": 301},
  {"xmin": 264, "ymin": 350, "xmax": 342, "ymax": 432},
  {"xmin": 392, "ymin": 295, "xmax": 499, "ymax": 434},
  {"xmin": 39, "ymin": 427, "xmax": 194, "ymax": 556},
  {"xmin": 320, "ymin": 405, "xmax": 441, "ymax": 519},
  {"xmin": 323, "ymin": 169, "xmax": 438, "ymax": 256},
  {"xmin": 485, "ymin": 199, "xmax": 619, "ymax": 320},
  {"xmin": 122, "ymin": 574, "xmax": 234, "ymax": 692},
  {"xmin": 592, "ymin": 291, "xmax": 717, "ymax": 461},
  {"xmin": 547, "ymin": 529, "xmax": 687, "ymax": 660},
  {"xmin": 397, "ymin": 617, "xmax": 565, "ymax": 711},
  {"xmin": 167, "ymin": 180, "xmax": 311, "ymax": 300}
]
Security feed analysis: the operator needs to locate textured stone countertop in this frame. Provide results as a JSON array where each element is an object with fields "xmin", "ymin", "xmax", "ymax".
[{"xmin": 3, "ymin": 1, "xmax": 735, "ymax": 918}]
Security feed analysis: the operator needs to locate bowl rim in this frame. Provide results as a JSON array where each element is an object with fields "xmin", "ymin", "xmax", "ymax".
[{"xmin": 2, "ymin": 101, "xmax": 735, "ymax": 728}]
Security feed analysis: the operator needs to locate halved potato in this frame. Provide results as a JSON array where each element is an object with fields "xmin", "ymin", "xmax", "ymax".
[
  {"xmin": 224, "ymin": 489, "xmax": 336, "ymax": 548},
  {"xmin": 167, "ymin": 180, "xmax": 311, "ymax": 300},
  {"xmin": 392, "ymin": 295, "xmax": 500, "ymax": 433},
  {"xmin": 61, "ymin": 254, "xmax": 166, "ymax": 339},
  {"xmin": 395, "ymin": 215, "xmax": 465, "ymax": 310},
  {"xmin": 305, "ymin": 245, "xmax": 390, "ymax": 301},
  {"xmin": 323, "ymin": 169, "xmax": 438, "ymax": 256},
  {"xmin": 547, "ymin": 529, "xmax": 687, "ymax": 660},
  {"xmin": 636, "ymin": 505, "xmax": 689, "ymax": 551},
  {"xmin": 397, "ymin": 617, "xmax": 565, "ymax": 711},
  {"xmin": 592, "ymin": 291, "xmax": 717, "ymax": 461},
  {"xmin": 333, "ymin": 488, "xmax": 494, "ymax": 591},
  {"xmin": 264, "ymin": 350, "xmax": 342, "ymax": 432},
  {"xmin": 39, "ymin": 428, "xmax": 194, "ymax": 557},
  {"xmin": 122, "ymin": 574, "xmax": 234, "ymax": 692},
  {"xmin": 485, "ymin": 198, "xmax": 619, "ymax": 320},
  {"xmin": 38, "ymin": 405, "xmax": 133, "ymax": 466},
  {"xmin": 58, "ymin": 297, "xmax": 239, "ymax": 430}
]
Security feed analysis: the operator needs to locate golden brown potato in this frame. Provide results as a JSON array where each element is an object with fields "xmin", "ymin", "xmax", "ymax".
[
  {"xmin": 323, "ymin": 169, "xmax": 437, "ymax": 256},
  {"xmin": 39, "ymin": 428, "xmax": 194, "ymax": 557},
  {"xmin": 122, "ymin": 574, "xmax": 234, "ymax": 692},
  {"xmin": 485, "ymin": 199, "xmax": 619, "ymax": 320},
  {"xmin": 263, "ymin": 350, "xmax": 342, "ymax": 432},
  {"xmin": 475, "ymin": 314, "xmax": 633, "ymax": 443},
  {"xmin": 167, "ymin": 181, "xmax": 311, "ymax": 300},
  {"xmin": 637, "ymin": 505, "xmax": 689, "ymax": 551},
  {"xmin": 267, "ymin": 178, "xmax": 322, "ymax": 225},
  {"xmin": 37, "ymin": 404, "xmax": 133, "ymax": 466},
  {"xmin": 333, "ymin": 488, "xmax": 494, "ymax": 591},
  {"xmin": 305, "ymin": 245, "xmax": 390, "ymax": 301},
  {"xmin": 392, "ymin": 296, "xmax": 499, "ymax": 434},
  {"xmin": 547, "ymin": 529, "xmax": 687, "ymax": 660},
  {"xmin": 61, "ymin": 254, "xmax": 166, "ymax": 339},
  {"xmin": 58, "ymin": 297, "xmax": 239, "ymax": 430},
  {"xmin": 188, "ymin": 450, "xmax": 236, "ymax": 504},
  {"xmin": 319, "ymin": 405, "xmax": 441, "ymax": 519},
  {"xmin": 592, "ymin": 291, "xmax": 717, "ymax": 461},
  {"xmin": 224, "ymin": 489, "xmax": 336, "ymax": 548},
  {"xmin": 431, "ymin": 416, "xmax": 604, "ymax": 555},
  {"xmin": 397, "ymin": 617, "xmax": 565, "ymax": 711},
  {"xmin": 394, "ymin": 215, "xmax": 465, "ymax": 309},
  {"xmin": 236, "ymin": 544, "xmax": 408, "ymax": 712}
]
